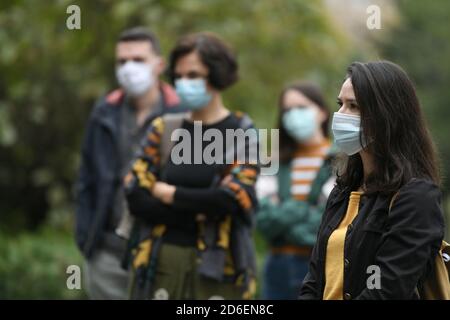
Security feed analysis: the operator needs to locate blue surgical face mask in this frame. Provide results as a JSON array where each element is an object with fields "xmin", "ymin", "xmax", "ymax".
[
  {"xmin": 175, "ymin": 79, "xmax": 212, "ymax": 110},
  {"xmin": 282, "ymin": 107, "xmax": 317, "ymax": 142},
  {"xmin": 331, "ymin": 112, "xmax": 368, "ymax": 155}
]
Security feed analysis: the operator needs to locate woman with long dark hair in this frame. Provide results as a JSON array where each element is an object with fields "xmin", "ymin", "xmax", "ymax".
[
  {"xmin": 299, "ymin": 61, "xmax": 445, "ymax": 300},
  {"xmin": 257, "ymin": 81, "xmax": 337, "ymax": 299}
]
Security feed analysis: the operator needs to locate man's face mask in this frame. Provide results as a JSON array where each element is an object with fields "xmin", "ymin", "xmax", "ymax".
[
  {"xmin": 175, "ymin": 78, "xmax": 212, "ymax": 110},
  {"xmin": 331, "ymin": 112, "xmax": 368, "ymax": 155},
  {"xmin": 116, "ymin": 61, "xmax": 155, "ymax": 97},
  {"xmin": 282, "ymin": 107, "xmax": 317, "ymax": 143}
]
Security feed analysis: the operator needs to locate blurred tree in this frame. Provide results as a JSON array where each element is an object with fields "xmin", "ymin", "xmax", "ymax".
[
  {"xmin": 378, "ymin": 0, "xmax": 450, "ymax": 193},
  {"xmin": 0, "ymin": 0, "xmax": 350, "ymax": 231}
]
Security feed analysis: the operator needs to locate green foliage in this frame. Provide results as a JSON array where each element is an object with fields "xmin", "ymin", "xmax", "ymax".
[
  {"xmin": 378, "ymin": 0, "xmax": 450, "ymax": 192},
  {"xmin": 0, "ymin": 227, "xmax": 86, "ymax": 299}
]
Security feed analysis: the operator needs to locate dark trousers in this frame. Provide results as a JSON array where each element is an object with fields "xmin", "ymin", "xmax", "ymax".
[{"xmin": 261, "ymin": 253, "xmax": 309, "ymax": 300}]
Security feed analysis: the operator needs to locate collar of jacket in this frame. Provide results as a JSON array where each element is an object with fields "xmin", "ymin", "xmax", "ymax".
[
  {"xmin": 327, "ymin": 185, "xmax": 391, "ymax": 217},
  {"xmin": 105, "ymin": 81, "xmax": 179, "ymax": 107},
  {"xmin": 326, "ymin": 181, "xmax": 353, "ymax": 209},
  {"xmin": 96, "ymin": 81, "xmax": 180, "ymax": 133}
]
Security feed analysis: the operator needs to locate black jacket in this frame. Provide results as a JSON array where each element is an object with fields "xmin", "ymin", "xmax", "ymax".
[
  {"xmin": 299, "ymin": 178, "xmax": 445, "ymax": 300},
  {"xmin": 74, "ymin": 84, "xmax": 181, "ymax": 258}
]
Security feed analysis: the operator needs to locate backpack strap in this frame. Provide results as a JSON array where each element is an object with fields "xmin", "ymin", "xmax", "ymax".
[
  {"xmin": 159, "ymin": 112, "xmax": 190, "ymax": 171},
  {"xmin": 388, "ymin": 191, "xmax": 400, "ymax": 212}
]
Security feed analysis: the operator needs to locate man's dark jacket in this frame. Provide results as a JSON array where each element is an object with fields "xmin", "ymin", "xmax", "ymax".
[{"xmin": 75, "ymin": 83, "xmax": 180, "ymax": 258}]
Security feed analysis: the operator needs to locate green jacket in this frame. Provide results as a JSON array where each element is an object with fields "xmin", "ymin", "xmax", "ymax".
[{"xmin": 256, "ymin": 145, "xmax": 338, "ymax": 247}]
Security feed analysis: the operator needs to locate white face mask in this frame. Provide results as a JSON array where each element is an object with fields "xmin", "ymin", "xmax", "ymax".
[{"xmin": 115, "ymin": 61, "xmax": 155, "ymax": 97}]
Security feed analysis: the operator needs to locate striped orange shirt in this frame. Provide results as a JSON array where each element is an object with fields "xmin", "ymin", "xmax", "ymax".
[{"xmin": 290, "ymin": 139, "xmax": 331, "ymax": 201}]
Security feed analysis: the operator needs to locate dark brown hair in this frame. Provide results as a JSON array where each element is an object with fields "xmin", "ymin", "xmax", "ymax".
[
  {"xmin": 336, "ymin": 61, "xmax": 440, "ymax": 195},
  {"xmin": 167, "ymin": 32, "xmax": 238, "ymax": 90},
  {"xmin": 278, "ymin": 81, "xmax": 331, "ymax": 163},
  {"xmin": 118, "ymin": 27, "xmax": 161, "ymax": 55}
]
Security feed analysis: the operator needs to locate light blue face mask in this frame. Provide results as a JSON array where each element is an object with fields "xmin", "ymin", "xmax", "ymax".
[
  {"xmin": 331, "ymin": 112, "xmax": 368, "ymax": 155},
  {"xmin": 282, "ymin": 108, "xmax": 317, "ymax": 142},
  {"xmin": 175, "ymin": 78, "xmax": 212, "ymax": 110}
]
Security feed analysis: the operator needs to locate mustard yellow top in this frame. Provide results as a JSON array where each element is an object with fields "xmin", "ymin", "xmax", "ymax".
[{"xmin": 323, "ymin": 191, "xmax": 363, "ymax": 300}]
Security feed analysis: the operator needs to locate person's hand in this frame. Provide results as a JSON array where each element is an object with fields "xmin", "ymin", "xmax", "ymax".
[{"xmin": 152, "ymin": 181, "xmax": 176, "ymax": 205}]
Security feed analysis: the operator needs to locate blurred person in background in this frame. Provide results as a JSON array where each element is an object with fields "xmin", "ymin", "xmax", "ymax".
[
  {"xmin": 299, "ymin": 61, "xmax": 444, "ymax": 300},
  {"xmin": 74, "ymin": 27, "xmax": 181, "ymax": 299},
  {"xmin": 124, "ymin": 32, "xmax": 259, "ymax": 300},
  {"xmin": 256, "ymin": 82, "xmax": 336, "ymax": 300}
]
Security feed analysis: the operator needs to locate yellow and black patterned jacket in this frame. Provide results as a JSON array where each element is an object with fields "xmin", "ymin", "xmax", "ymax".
[{"xmin": 124, "ymin": 111, "xmax": 260, "ymax": 297}]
